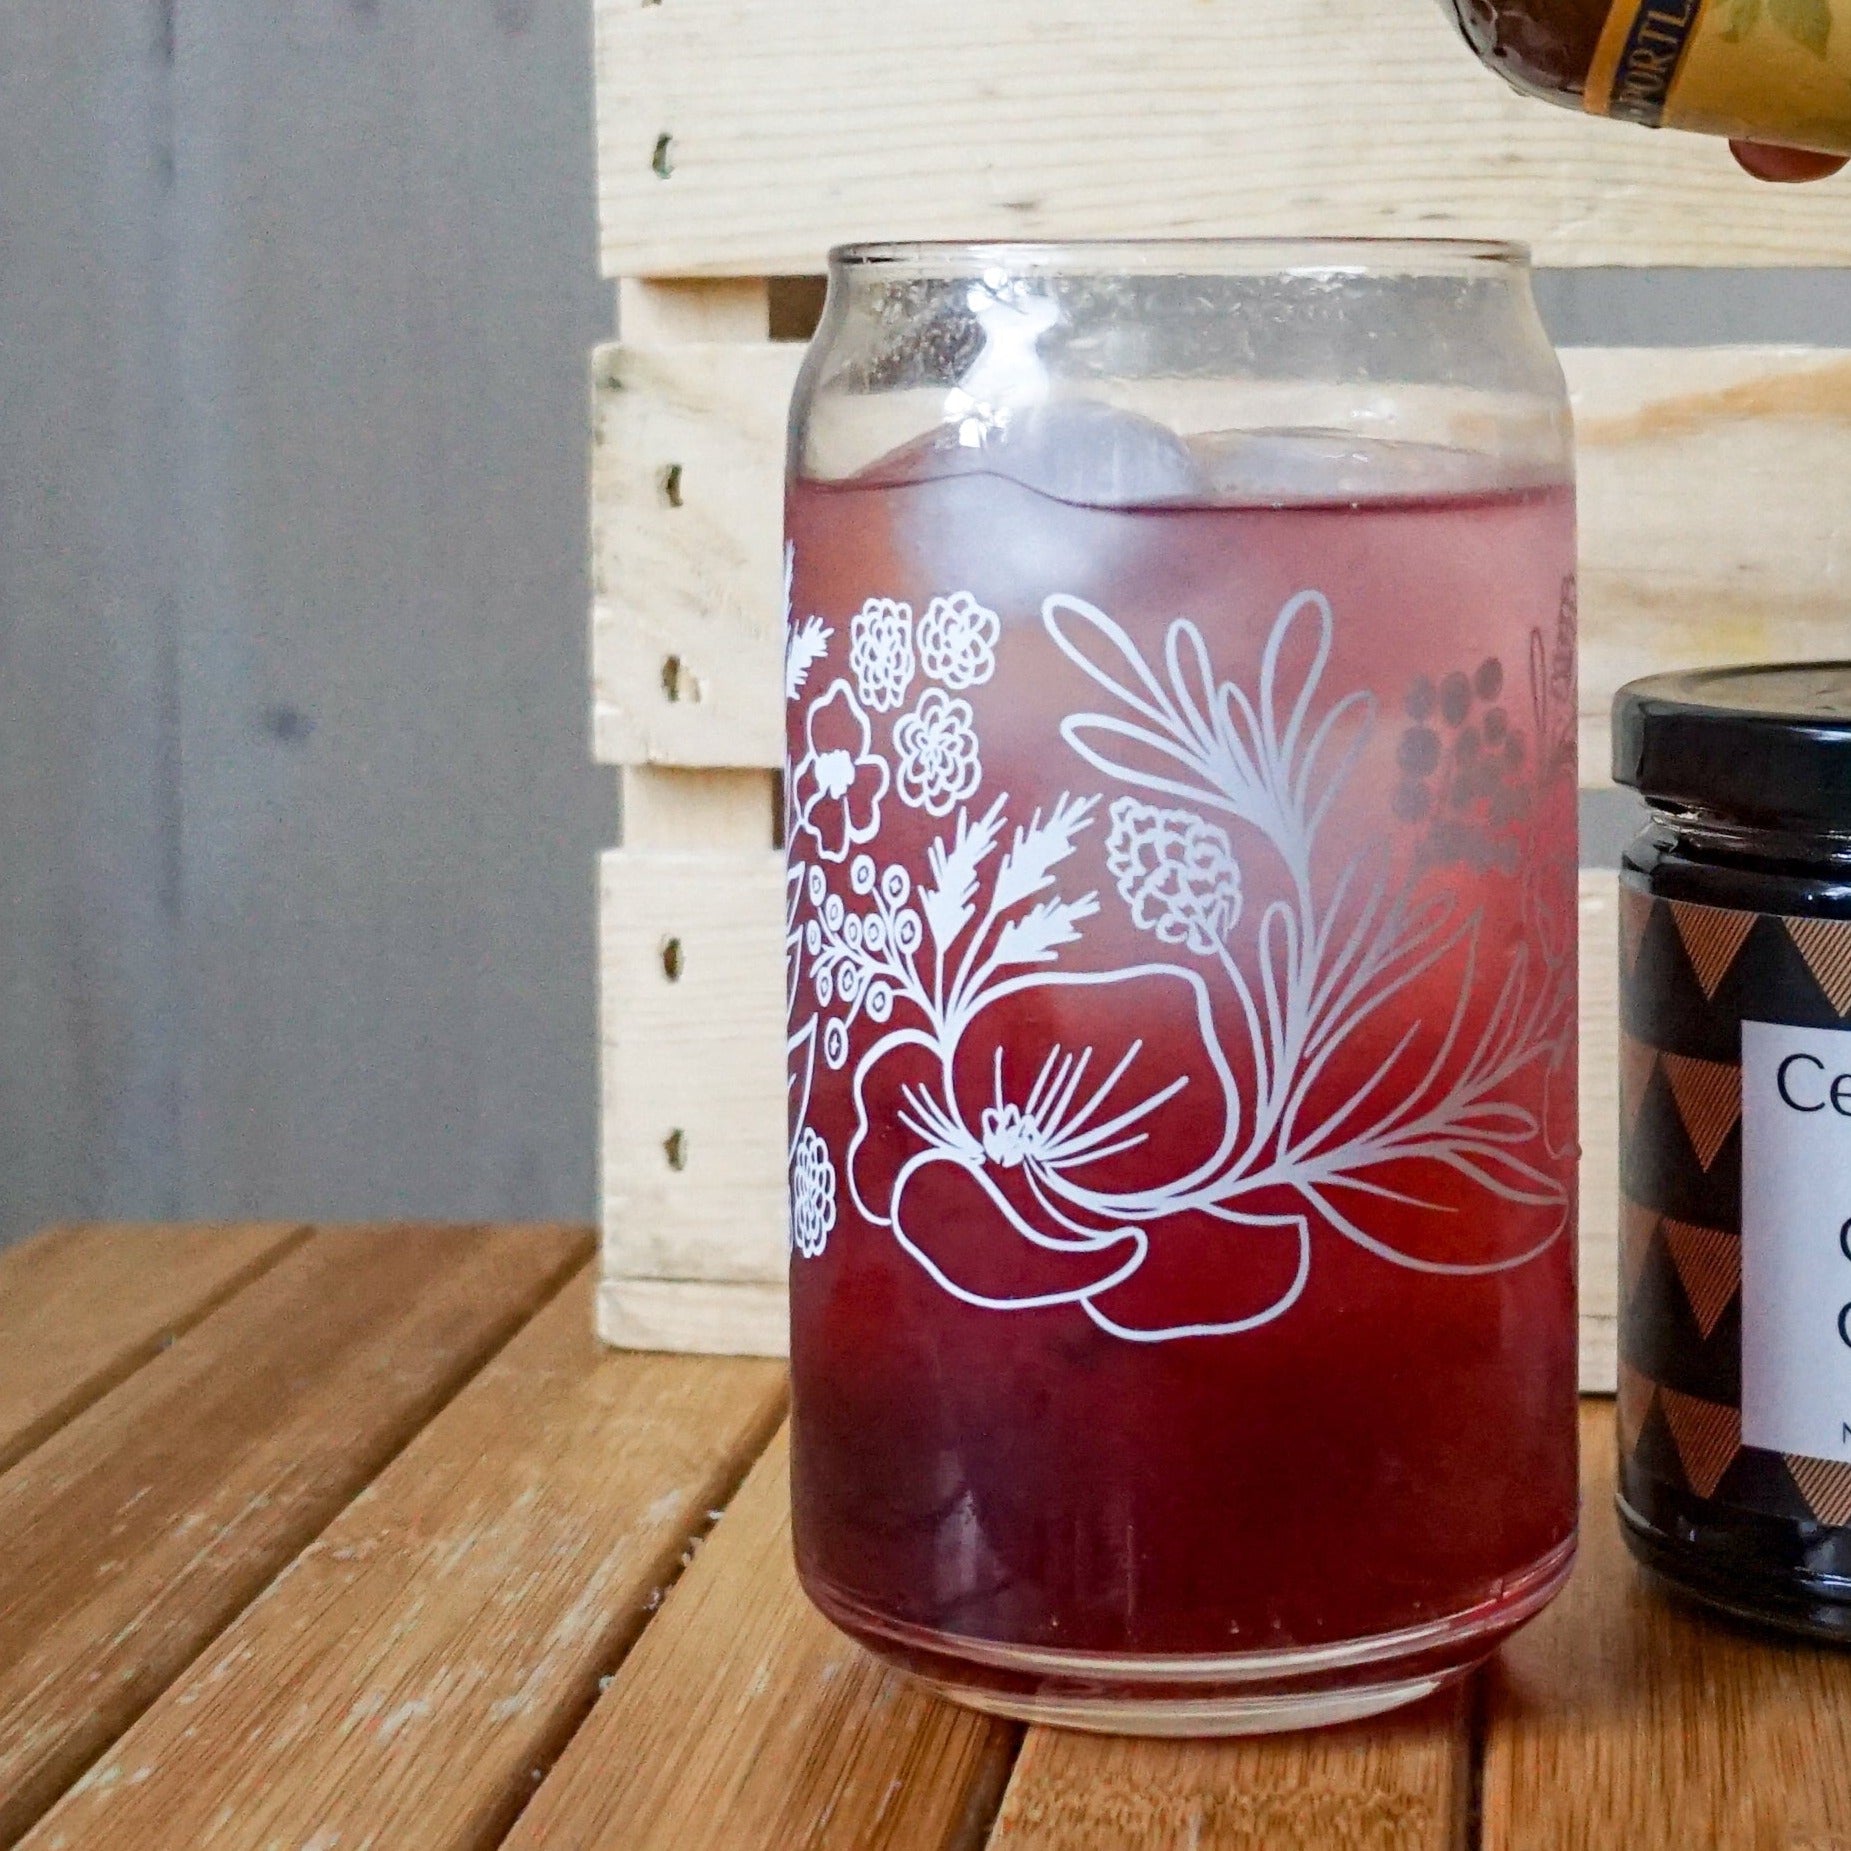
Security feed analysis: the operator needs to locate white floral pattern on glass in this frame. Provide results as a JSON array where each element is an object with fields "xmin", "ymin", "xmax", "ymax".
[
  {"xmin": 785, "ymin": 573, "xmax": 1575, "ymax": 1341},
  {"xmin": 785, "ymin": 542, "xmax": 835, "ymax": 711},
  {"xmin": 917, "ymin": 592, "xmax": 1000, "ymax": 689},
  {"xmin": 849, "ymin": 598, "xmax": 915, "ymax": 712},
  {"xmin": 792, "ymin": 680, "xmax": 889, "ymax": 862},
  {"xmin": 791, "ymin": 1125, "xmax": 837, "ymax": 1257},
  {"xmin": 1105, "ymin": 797, "xmax": 1242, "ymax": 955},
  {"xmin": 894, "ymin": 689, "xmax": 983, "ymax": 816}
]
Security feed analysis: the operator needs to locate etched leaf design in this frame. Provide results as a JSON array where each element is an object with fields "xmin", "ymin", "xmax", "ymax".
[{"xmin": 1771, "ymin": 0, "xmax": 1830, "ymax": 56}]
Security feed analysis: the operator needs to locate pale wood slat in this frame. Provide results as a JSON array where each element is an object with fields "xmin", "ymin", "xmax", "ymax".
[
  {"xmin": 591, "ymin": 342, "xmax": 793, "ymax": 769},
  {"xmin": 503, "ymin": 1423, "xmax": 1016, "ymax": 1851},
  {"xmin": 0, "ymin": 1223, "xmax": 307, "ymax": 1476},
  {"xmin": 989, "ymin": 1693, "xmax": 1469, "ymax": 1850},
  {"xmin": 597, "ymin": 1275, "xmax": 789, "ymax": 1356},
  {"xmin": 0, "ymin": 1224, "xmax": 589, "ymax": 1847},
  {"xmin": 1575, "ymin": 348, "xmax": 1851, "ymax": 786},
  {"xmin": 620, "ymin": 277, "xmax": 770, "ymax": 345},
  {"xmin": 23, "ymin": 1272, "xmax": 785, "ymax": 1851},
  {"xmin": 1579, "ymin": 872, "xmax": 1619, "ymax": 1396},
  {"xmin": 1483, "ymin": 1403, "xmax": 1851, "ymax": 1849},
  {"xmin": 591, "ymin": 343, "xmax": 1851, "ymax": 787},
  {"xmin": 620, "ymin": 763, "xmax": 780, "ymax": 852},
  {"xmin": 600, "ymin": 846, "xmax": 786, "ymax": 1295},
  {"xmin": 594, "ymin": 0, "xmax": 1851, "ymax": 275}
]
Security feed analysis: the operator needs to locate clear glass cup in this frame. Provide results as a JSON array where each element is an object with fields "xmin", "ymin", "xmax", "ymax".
[{"xmin": 783, "ymin": 240, "xmax": 1580, "ymax": 1735}]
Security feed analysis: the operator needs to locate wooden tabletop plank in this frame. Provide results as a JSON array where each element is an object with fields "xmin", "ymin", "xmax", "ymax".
[
  {"xmin": 0, "ymin": 1224, "xmax": 588, "ymax": 1848},
  {"xmin": 1482, "ymin": 1402, "xmax": 1851, "ymax": 1850},
  {"xmin": 23, "ymin": 1270, "xmax": 786, "ymax": 1851},
  {"xmin": 988, "ymin": 1692, "xmax": 1470, "ymax": 1850},
  {"xmin": 504, "ymin": 1423, "xmax": 1018, "ymax": 1851},
  {"xmin": 0, "ymin": 1223, "xmax": 308, "ymax": 1475}
]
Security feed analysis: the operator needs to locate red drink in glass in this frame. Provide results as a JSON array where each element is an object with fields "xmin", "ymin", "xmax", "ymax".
[
  {"xmin": 784, "ymin": 464, "xmax": 1578, "ymax": 1726},
  {"xmin": 785, "ymin": 240, "xmax": 1579, "ymax": 1732}
]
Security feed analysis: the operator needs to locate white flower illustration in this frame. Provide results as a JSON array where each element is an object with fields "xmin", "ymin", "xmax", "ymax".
[
  {"xmin": 918, "ymin": 592, "xmax": 1000, "ymax": 689},
  {"xmin": 894, "ymin": 689, "xmax": 983, "ymax": 816},
  {"xmin": 1105, "ymin": 797, "xmax": 1242, "ymax": 955},
  {"xmin": 791, "ymin": 1125, "xmax": 837, "ymax": 1258},
  {"xmin": 849, "ymin": 598, "xmax": 915, "ymax": 712},
  {"xmin": 783, "ymin": 583, "xmax": 1573, "ymax": 1348},
  {"xmin": 783, "ymin": 542, "xmax": 832, "ymax": 709},
  {"xmin": 792, "ymin": 680, "xmax": 889, "ymax": 862}
]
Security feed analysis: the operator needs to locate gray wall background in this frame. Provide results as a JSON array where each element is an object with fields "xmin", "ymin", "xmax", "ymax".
[
  {"xmin": 0, "ymin": 6, "xmax": 1845, "ymax": 1249},
  {"xmin": 0, "ymin": 0, "xmax": 611, "ymax": 1246}
]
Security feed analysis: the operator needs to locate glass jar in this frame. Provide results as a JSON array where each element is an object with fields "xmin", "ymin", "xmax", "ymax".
[
  {"xmin": 1444, "ymin": 0, "xmax": 1851, "ymax": 156},
  {"xmin": 1613, "ymin": 664, "xmax": 1851, "ymax": 1640},
  {"xmin": 784, "ymin": 240, "xmax": 1580, "ymax": 1734}
]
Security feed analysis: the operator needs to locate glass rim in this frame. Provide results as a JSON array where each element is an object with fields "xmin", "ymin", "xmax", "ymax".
[{"xmin": 827, "ymin": 236, "xmax": 1532, "ymax": 277}]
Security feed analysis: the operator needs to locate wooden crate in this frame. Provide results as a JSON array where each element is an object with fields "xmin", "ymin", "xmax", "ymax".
[{"xmin": 592, "ymin": 0, "xmax": 1851, "ymax": 1384}]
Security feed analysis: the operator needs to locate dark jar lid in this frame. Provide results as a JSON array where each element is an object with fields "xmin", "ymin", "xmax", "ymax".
[{"xmin": 1612, "ymin": 663, "xmax": 1851, "ymax": 834}]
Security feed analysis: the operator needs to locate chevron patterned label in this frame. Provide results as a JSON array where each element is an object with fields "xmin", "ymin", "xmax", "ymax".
[
  {"xmin": 1660, "ymin": 1053, "xmax": 1741, "ymax": 1172},
  {"xmin": 1787, "ymin": 918, "xmax": 1851, "ymax": 1018},
  {"xmin": 1620, "ymin": 1198, "xmax": 1658, "ymax": 1297},
  {"xmin": 1669, "ymin": 900, "xmax": 1757, "ymax": 1002},
  {"xmin": 1785, "ymin": 1455, "xmax": 1851, "ymax": 1528},
  {"xmin": 1661, "ymin": 1217, "xmax": 1740, "ymax": 1340},
  {"xmin": 1741, "ymin": 1020, "xmax": 1851, "ymax": 1464},
  {"xmin": 1620, "ymin": 879, "xmax": 1851, "ymax": 1543},
  {"xmin": 1659, "ymin": 1386, "xmax": 1743, "ymax": 1500},
  {"xmin": 1619, "ymin": 1032, "xmax": 1658, "ymax": 1144},
  {"xmin": 1619, "ymin": 880, "xmax": 1653, "ymax": 978},
  {"xmin": 1617, "ymin": 1358, "xmax": 1656, "ymax": 1459}
]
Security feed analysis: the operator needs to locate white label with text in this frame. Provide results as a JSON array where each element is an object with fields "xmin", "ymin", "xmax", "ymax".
[{"xmin": 1742, "ymin": 1020, "xmax": 1851, "ymax": 1464}]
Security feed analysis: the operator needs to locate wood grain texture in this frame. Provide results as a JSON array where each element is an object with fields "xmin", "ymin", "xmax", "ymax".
[
  {"xmin": 591, "ymin": 343, "xmax": 1851, "ymax": 788},
  {"xmin": 620, "ymin": 277, "xmax": 771, "ymax": 346},
  {"xmin": 591, "ymin": 341, "xmax": 795, "ymax": 768},
  {"xmin": 504, "ymin": 1422, "xmax": 1015, "ymax": 1850},
  {"xmin": 0, "ymin": 1223, "xmax": 307, "ymax": 1474},
  {"xmin": 593, "ymin": 0, "xmax": 1851, "ymax": 275},
  {"xmin": 1579, "ymin": 873, "xmax": 1619, "ymax": 1396},
  {"xmin": 1574, "ymin": 347, "xmax": 1851, "ymax": 787},
  {"xmin": 1481, "ymin": 1403, "xmax": 1851, "ymax": 1849},
  {"xmin": 23, "ymin": 1271, "xmax": 786, "ymax": 1851},
  {"xmin": 0, "ymin": 1225, "xmax": 588, "ymax": 1847},
  {"xmin": 990, "ymin": 1692, "xmax": 1469, "ymax": 1850},
  {"xmin": 620, "ymin": 764, "xmax": 780, "ymax": 852},
  {"xmin": 600, "ymin": 848, "xmax": 787, "ymax": 1288}
]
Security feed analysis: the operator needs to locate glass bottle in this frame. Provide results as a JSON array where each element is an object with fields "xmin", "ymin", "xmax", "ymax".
[
  {"xmin": 1613, "ymin": 664, "xmax": 1851, "ymax": 1641},
  {"xmin": 1446, "ymin": 0, "xmax": 1851, "ymax": 156},
  {"xmin": 784, "ymin": 240, "xmax": 1580, "ymax": 1734}
]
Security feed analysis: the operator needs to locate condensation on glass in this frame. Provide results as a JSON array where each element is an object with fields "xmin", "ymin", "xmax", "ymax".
[{"xmin": 783, "ymin": 240, "xmax": 1581, "ymax": 1734}]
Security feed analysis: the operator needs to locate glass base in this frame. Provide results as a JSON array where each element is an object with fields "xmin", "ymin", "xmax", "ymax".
[
  {"xmin": 910, "ymin": 1666, "xmax": 1460, "ymax": 1736},
  {"xmin": 804, "ymin": 1532, "xmax": 1575, "ymax": 1738}
]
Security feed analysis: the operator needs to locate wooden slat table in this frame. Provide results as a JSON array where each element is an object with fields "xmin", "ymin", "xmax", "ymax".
[{"xmin": 7, "ymin": 1225, "xmax": 1851, "ymax": 1851}]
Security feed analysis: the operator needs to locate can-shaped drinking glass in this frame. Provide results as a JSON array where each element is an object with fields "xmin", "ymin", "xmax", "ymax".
[{"xmin": 783, "ymin": 240, "xmax": 1581, "ymax": 1734}]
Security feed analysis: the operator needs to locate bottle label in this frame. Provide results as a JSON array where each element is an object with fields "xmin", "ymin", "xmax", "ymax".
[
  {"xmin": 1586, "ymin": 0, "xmax": 1851, "ymax": 152},
  {"xmin": 1740, "ymin": 1021, "xmax": 1851, "ymax": 1464},
  {"xmin": 1618, "ymin": 880, "xmax": 1851, "ymax": 1528}
]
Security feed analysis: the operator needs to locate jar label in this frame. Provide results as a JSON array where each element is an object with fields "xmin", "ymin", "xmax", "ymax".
[
  {"xmin": 1585, "ymin": 0, "xmax": 1851, "ymax": 153},
  {"xmin": 1618, "ymin": 880, "xmax": 1851, "ymax": 1529},
  {"xmin": 1740, "ymin": 1021, "xmax": 1851, "ymax": 1464}
]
